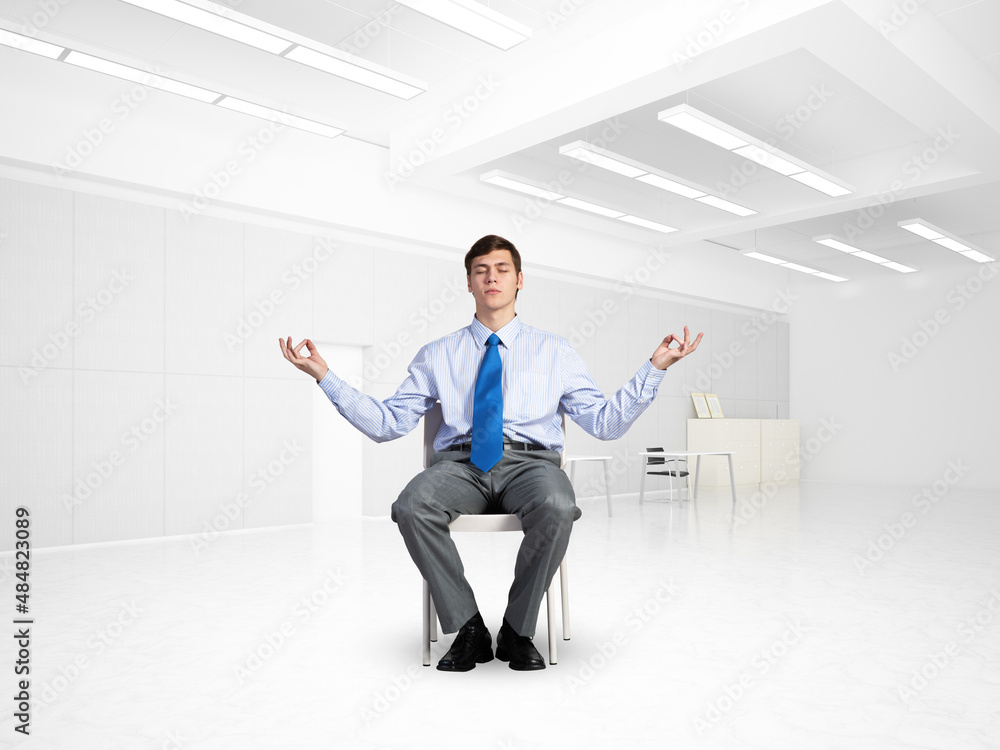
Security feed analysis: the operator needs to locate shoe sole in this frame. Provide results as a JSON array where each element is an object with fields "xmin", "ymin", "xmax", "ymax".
[{"xmin": 436, "ymin": 650, "xmax": 494, "ymax": 672}]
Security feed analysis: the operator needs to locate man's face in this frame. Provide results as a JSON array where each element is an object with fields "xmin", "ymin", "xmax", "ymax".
[{"xmin": 467, "ymin": 249, "xmax": 523, "ymax": 312}]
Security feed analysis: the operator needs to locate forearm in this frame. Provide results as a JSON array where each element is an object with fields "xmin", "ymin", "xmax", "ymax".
[
  {"xmin": 564, "ymin": 360, "xmax": 666, "ymax": 440},
  {"xmin": 317, "ymin": 370, "xmax": 428, "ymax": 442}
]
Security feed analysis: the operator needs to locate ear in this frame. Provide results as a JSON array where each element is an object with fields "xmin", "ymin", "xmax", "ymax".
[
  {"xmin": 467, "ymin": 275, "xmax": 473, "ymax": 293},
  {"xmin": 516, "ymin": 271, "xmax": 524, "ymax": 290}
]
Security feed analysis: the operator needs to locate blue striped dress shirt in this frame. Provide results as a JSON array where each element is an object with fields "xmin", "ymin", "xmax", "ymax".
[{"xmin": 317, "ymin": 314, "xmax": 666, "ymax": 453}]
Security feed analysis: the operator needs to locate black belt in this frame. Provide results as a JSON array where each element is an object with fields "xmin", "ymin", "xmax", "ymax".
[{"xmin": 448, "ymin": 439, "xmax": 548, "ymax": 452}]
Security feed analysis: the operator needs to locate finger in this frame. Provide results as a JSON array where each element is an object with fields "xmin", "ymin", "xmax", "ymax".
[
  {"xmin": 293, "ymin": 339, "xmax": 309, "ymax": 357},
  {"xmin": 683, "ymin": 325, "xmax": 691, "ymax": 346}
]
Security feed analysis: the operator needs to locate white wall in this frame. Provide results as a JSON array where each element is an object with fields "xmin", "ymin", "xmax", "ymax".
[{"xmin": 787, "ymin": 260, "xmax": 1000, "ymax": 491}]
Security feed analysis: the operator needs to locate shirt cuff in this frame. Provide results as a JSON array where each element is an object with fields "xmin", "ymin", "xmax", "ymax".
[
  {"xmin": 642, "ymin": 358, "xmax": 668, "ymax": 381},
  {"xmin": 316, "ymin": 369, "xmax": 344, "ymax": 401}
]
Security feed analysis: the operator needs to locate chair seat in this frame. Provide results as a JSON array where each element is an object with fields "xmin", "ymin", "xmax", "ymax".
[
  {"xmin": 646, "ymin": 470, "xmax": 690, "ymax": 477},
  {"xmin": 448, "ymin": 514, "xmax": 522, "ymax": 532}
]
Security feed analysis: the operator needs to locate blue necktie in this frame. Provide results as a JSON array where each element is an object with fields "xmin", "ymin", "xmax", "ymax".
[{"xmin": 471, "ymin": 333, "xmax": 503, "ymax": 472}]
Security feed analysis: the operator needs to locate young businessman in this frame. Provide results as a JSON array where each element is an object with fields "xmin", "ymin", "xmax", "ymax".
[{"xmin": 279, "ymin": 235, "xmax": 702, "ymax": 672}]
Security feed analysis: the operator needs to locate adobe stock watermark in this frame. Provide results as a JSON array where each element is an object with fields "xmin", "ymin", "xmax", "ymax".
[
  {"xmin": 839, "ymin": 126, "xmax": 961, "ymax": 243},
  {"xmin": 546, "ymin": 0, "xmax": 596, "ymax": 29},
  {"xmin": 687, "ymin": 287, "xmax": 798, "ymax": 393},
  {"xmin": 52, "ymin": 75, "xmax": 161, "ymax": 181},
  {"xmin": 854, "ymin": 458, "xmax": 970, "ymax": 575},
  {"xmin": 18, "ymin": 268, "xmax": 133, "ymax": 383},
  {"xmin": 878, "ymin": 0, "xmax": 928, "ymax": 38},
  {"xmin": 673, "ymin": 0, "xmax": 752, "ymax": 70},
  {"xmin": 386, "ymin": 74, "xmax": 501, "ymax": 191},
  {"xmin": 895, "ymin": 587, "xmax": 997, "ymax": 705},
  {"xmin": 339, "ymin": 2, "xmax": 402, "ymax": 57},
  {"xmin": 225, "ymin": 237, "xmax": 337, "ymax": 352},
  {"xmin": 60, "ymin": 397, "xmax": 177, "ymax": 512},
  {"xmin": 565, "ymin": 579, "xmax": 680, "ymax": 693},
  {"xmin": 232, "ymin": 567, "xmax": 347, "ymax": 684},
  {"xmin": 179, "ymin": 117, "xmax": 289, "ymax": 221},
  {"xmin": 716, "ymin": 87, "xmax": 836, "ymax": 199},
  {"xmin": 359, "ymin": 661, "xmax": 424, "ymax": 725},
  {"xmin": 733, "ymin": 417, "xmax": 843, "ymax": 529},
  {"xmin": 35, "ymin": 600, "xmax": 144, "ymax": 712},
  {"xmin": 190, "ymin": 439, "xmax": 306, "ymax": 552},
  {"xmin": 509, "ymin": 117, "xmax": 627, "ymax": 232},
  {"xmin": 887, "ymin": 262, "xmax": 998, "ymax": 372},
  {"xmin": 693, "ymin": 618, "xmax": 808, "ymax": 734}
]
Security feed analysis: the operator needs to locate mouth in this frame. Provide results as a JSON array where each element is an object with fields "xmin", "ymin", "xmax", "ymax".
[{"xmin": 485, "ymin": 290, "xmax": 501, "ymax": 295}]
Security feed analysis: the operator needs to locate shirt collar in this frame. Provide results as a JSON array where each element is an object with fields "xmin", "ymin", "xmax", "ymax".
[{"xmin": 469, "ymin": 313, "xmax": 522, "ymax": 347}]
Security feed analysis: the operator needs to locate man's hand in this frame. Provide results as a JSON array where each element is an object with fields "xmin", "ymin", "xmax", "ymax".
[
  {"xmin": 650, "ymin": 326, "xmax": 703, "ymax": 370},
  {"xmin": 279, "ymin": 336, "xmax": 329, "ymax": 382}
]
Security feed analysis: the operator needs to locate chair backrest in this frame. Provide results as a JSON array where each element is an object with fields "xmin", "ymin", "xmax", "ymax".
[
  {"xmin": 646, "ymin": 447, "xmax": 665, "ymax": 466},
  {"xmin": 422, "ymin": 402, "xmax": 566, "ymax": 470}
]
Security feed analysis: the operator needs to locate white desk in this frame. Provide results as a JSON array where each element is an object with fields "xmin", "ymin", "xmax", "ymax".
[
  {"xmin": 564, "ymin": 455, "xmax": 614, "ymax": 516},
  {"xmin": 638, "ymin": 451, "xmax": 737, "ymax": 505}
]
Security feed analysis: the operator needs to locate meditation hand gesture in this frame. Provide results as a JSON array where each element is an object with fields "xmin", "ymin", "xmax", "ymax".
[
  {"xmin": 279, "ymin": 337, "xmax": 329, "ymax": 382},
  {"xmin": 650, "ymin": 326, "xmax": 703, "ymax": 371}
]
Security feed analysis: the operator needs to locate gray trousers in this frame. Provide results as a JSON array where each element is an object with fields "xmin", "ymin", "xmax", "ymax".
[{"xmin": 391, "ymin": 448, "xmax": 581, "ymax": 638}]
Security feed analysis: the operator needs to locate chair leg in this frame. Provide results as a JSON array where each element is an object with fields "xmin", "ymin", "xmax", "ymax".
[
  {"xmin": 430, "ymin": 596, "xmax": 437, "ymax": 642},
  {"xmin": 546, "ymin": 579, "xmax": 557, "ymax": 664},
  {"xmin": 422, "ymin": 579, "xmax": 431, "ymax": 666},
  {"xmin": 560, "ymin": 556, "xmax": 570, "ymax": 640},
  {"xmin": 603, "ymin": 458, "xmax": 613, "ymax": 517},
  {"xmin": 668, "ymin": 460, "xmax": 675, "ymax": 501}
]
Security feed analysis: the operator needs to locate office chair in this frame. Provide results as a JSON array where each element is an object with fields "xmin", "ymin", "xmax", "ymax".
[{"xmin": 639, "ymin": 447, "xmax": 691, "ymax": 503}]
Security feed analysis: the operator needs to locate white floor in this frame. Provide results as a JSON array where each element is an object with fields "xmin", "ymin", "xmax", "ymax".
[{"xmin": 5, "ymin": 481, "xmax": 1000, "ymax": 750}]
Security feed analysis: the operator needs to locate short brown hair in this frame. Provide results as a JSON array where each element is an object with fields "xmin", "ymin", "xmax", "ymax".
[{"xmin": 464, "ymin": 235, "xmax": 521, "ymax": 276}]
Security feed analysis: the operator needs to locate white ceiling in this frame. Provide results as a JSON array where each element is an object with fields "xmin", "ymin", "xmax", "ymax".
[{"xmin": 1, "ymin": 0, "xmax": 999, "ymax": 281}]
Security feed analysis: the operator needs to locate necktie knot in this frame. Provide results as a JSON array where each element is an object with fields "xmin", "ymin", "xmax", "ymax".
[{"xmin": 487, "ymin": 333, "xmax": 500, "ymax": 348}]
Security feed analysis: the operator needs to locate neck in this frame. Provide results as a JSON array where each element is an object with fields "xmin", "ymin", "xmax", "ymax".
[{"xmin": 475, "ymin": 307, "xmax": 516, "ymax": 332}]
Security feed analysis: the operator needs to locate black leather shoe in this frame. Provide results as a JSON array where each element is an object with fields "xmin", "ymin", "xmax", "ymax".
[
  {"xmin": 436, "ymin": 623, "xmax": 493, "ymax": 672},
  {"xmin": 496, "ymin": 625, "xmax": 546, "ymax": 671}
]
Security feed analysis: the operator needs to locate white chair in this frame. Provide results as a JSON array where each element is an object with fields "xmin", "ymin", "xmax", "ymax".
[
  {"xmin": 421, "ymin": 402, "xmax": 570, "ymax": 666},
  {"xmin": 639, "ymin": 447, "xmax": 691, "ymax": 503}
]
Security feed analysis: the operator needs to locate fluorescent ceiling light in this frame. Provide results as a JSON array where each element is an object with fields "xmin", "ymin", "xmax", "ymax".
[
  {"xmin": 0, "ymin": 28, "xmax": 64, "ymax": 58},
  {"xmin": 813, "ymin": 272, "xmax": 849, "ymax": 282},
  {"xmin": 396, "ymin": 0, "xmax": 531, "ymax": 50},
  {"xmin": 283, "ymin": 46, "xmax": 423, "ymax": 100},
  {"xmin": 898, "ymin": 219, "xmax": 995, "ymax": 263},
  {"xmin": 619, "ymin": 216, "xmax": 677, "ymax": 233},
  {"xmin": 743, "ymin": 251, "xmax": 786, "ymax": 264},
  {"xmin": 852, "ymin": 250, "xmax": 890, "ymax": 264},
  {"xmin": 898, "ymin": 220, "xmax": 943, "ymax": 240},
  {"xmin": 813, "ymin": 234, "xmax": 915, "ymax": 273},
  {"xmin": 119, "ymin": 0, "xmax": 425, "ymax": 99},
  {"xmin": 960, "ymin": 250, "xmax": 993, "ymax": 263},
  {"xmin": 789, "ymin": 171, "xmax": 853, "ymax": 197},
  {"xmin": 217, "ymin": 96, "xmax": 343, "ymax": 138},
  {"xmin": 479, "ymin": 170, "xmax": 564, "ymax": 200},
  {"xmin": 560, "ymin": 140, "xmax": 755, "ymax": 216},
  {"xmin": 658, "ymin": 109, "xmax": 748, "ymax": 150},
  {"xmin": 559, "ymin": 141, "xmax": 646, "ymax": 178},
  {"xmin": 65, "ymin": 51, "xmax": 220, "ymax": 102},
  {"xmin": 733, "ymin": 145, "xmax": 801, "ymax": 176},
  {"xmin": 119, "ymin": 0, "xmax": 291, "ymax": 53},
  {"xmin": 932, "ymin": 237, "xmax": 970, "ymax": 253},
  {"xmin": 742, "ymin": 250, "xmax": 847, "ymax": 281},
  {"xmin": 636, "ymin": 174, "xmax": 706, "ymax": 199},
  {"xmin": 814, "ymin": 237, "xmax": 861, "ymax": 254},
  {"xmin": 659, "ymin": 103, "xmax": 853, "ymax": 197},
  {"xmin": 556, "ymin": 197, "xmax": 625, "ymax": 218},
  {"xmin": 695, "ymin": 195, "xmax": 757, "ymax": 217}
]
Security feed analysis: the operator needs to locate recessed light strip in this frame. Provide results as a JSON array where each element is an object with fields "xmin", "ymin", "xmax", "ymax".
[
  {"xmin": 0, "ymin": 28, "xmax": 344, "ymax": 137},
  {"xmin": 814, "ymin": 235, "xmax": 917, "ymax": 273},
  {"xmin": 118, "ymin": 0, "xmax": 426, "ymax": 99},
  {"xmin": 396, "ymin": 0, "xmax": 531, "ymax": 50},
  {"xmin": 558, "ymin": 140, "xmax": 756, "ymax": 217},
  {"xmin": 742, "ymin": 251, "xmax": 848, "ymax": 282},
  {"xmin": 659, "ymin": 104, "xmax": 853, "ymax": 198},
  {"xmin": 480, "ymin": 170, "xmax": 677, "ymax": 233},
  {"xmin": 898, "ymin": 219, "xmax": 995, "ymax": 263}
]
